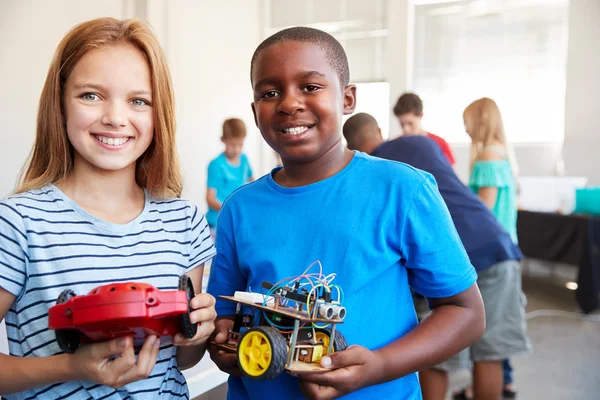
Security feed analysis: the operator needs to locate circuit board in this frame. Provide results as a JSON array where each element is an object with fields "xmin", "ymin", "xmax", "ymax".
[{"xmin": 219, "ymin": 295, "xmax": 344, "ymax": 324}]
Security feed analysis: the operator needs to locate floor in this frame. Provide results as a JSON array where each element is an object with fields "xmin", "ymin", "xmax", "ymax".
[{"xmin": 195, "ymin": 261, "xmax": 600, "ymax": 400}]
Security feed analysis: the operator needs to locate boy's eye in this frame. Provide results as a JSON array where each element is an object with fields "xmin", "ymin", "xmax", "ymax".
[
  {"xmin": 261, "ymin": 91, "xmax": 279, "ymax": 99},
  {"xmin": 80, "ymin": 93, "xmax": 100, "ymax": 101},
  {"xmin": 131, "ymin": 98, "xmax": 150, "ymax": 106},
  {"xmin": 303, "ymin": 85, "xmax": 321, "ymax": 92}
]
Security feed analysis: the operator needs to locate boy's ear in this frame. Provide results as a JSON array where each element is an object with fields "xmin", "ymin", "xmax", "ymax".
[
  {"xmin": 221, "ymin": 136, "xmax": 225, "ymax": 144},
  {"xmin": 342, "ymin": 84, "xmax": 357, "ymax": 115},
  {"xmin": 251, "ymin": 102, "xmax": 259, "ymax": 128}
]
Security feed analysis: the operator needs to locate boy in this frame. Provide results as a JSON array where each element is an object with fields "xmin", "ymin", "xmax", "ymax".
[
  {"xmin": 206, "ymin": 118, "xmax": 254, "ymax": 229},
  {"xmin": 393, "ymin": 92, "xmax": 456, "ymax": 165},
  {"xmin": 343, "ymin": 113, "xmax": 530, "ymax": 400},
  {"xmin": 207, "ymin": 27, "xmax": 485, "ymax": 400}
]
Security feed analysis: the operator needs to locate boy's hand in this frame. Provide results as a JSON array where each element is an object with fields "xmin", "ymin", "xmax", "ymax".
[
  {"xmin": 296, "ymin": 345, "xmax": 385, "ymax": 400},
  {"xmin": 173, "ymin": 293, "xmax": 216, "ymax": 347},
  {"xmin": 207, "ymin": 318, "xmax": 242, "ymax": 376},
  {"xmin": 71, "ymin": 335, "xmax": 160, "ymax": 388}
]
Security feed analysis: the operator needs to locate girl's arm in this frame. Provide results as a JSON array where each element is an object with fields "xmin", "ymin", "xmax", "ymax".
[
  {"xmin": 0, "ymin": 288, "xmax": 75, "ymax": 394},
  {"xmin": 0, "ymin": 287, "xmax": 160, "ymax": 395},
  {"xmin": 477, "ymin": 186, "xmax": 498, "ymax": 209},
  {"xmin": 475, "ymin": 147, "xmax": 504, "ymax": 209},
  {"xmin": 174, "ymin": 265, "xmax": 217, "ymax": 370}
]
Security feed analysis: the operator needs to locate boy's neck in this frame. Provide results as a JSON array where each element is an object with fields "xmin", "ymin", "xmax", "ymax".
[
  {"xmin": 225, "ymin": 154, "xmax": 241, "ymax": 166},
  {"xmin": 276, "ymin": 140, "xmax": 353, "ymax": 188}
]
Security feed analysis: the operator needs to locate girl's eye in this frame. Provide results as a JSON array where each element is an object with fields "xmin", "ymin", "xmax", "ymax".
[
  {"xmin": 132, "ymin": 98, "xmax": 150, "ymax": 106},
  {"xmin": 81, "ymin": 93, "xmax": 99, "ymax": 101}
]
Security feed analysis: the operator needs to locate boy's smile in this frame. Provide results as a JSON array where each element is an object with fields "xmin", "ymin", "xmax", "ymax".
[{"xmin": 251, "ymin": 41, "xmax": 355, "ymax": 171}]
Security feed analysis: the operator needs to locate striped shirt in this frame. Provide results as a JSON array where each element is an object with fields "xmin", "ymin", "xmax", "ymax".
[{"xmin": 0, "ymin": 185, "xmax": 215, "ymax": 399}]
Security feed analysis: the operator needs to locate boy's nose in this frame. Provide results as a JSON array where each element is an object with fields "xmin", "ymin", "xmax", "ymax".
[{"xmin": 277, "ymin": 92, "xmax": 304, "ymax": 115}]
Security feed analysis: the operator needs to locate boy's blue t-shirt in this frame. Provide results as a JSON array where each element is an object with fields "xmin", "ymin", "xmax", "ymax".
[
  {"xmin": 206, "ymin": 153, "xmax": 253, "ymax": 227},
  {"xmin": 372, "ymin": 135, "xmax": 522, "ymax": 272},
  {"xmin": 207, "ymin": 152, "xmax": 477, "ymax": 400}
]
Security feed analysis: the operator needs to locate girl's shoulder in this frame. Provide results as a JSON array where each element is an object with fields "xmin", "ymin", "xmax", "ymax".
[
  {"xmin": 147, "ymin": 196, "xmax": 205, "ymax": 223},
  {"xmin": 2, "ymin": 185, "xmax": 62, "ymax": 210},
  {"xmin": 477, "ymin": 145, "xmax": 507, "ymax": 161}
]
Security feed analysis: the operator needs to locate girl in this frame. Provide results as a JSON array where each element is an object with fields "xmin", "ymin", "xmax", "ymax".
[
  {"xmin": 0, "ymin": 18, "xmax": 216, "ymax": 399},
  {"xmin": 454, "ymin": 98, "xmax": 521, "ymax": 400},
  {"xmin": 465, "ymin": 97, "xmax": 519, "ymax": 243}
]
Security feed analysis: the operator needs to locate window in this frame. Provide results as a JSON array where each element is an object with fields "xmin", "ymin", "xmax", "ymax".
[
  {"xmin": 344, "ymin": 82, "xmax": 391, "ymax": 139},
  {"xmin": 264, "ymin": 0, "xmax": 392, "ymax": 138},
  {"xmin": 412, "ymin": 0, "xmax": 569, "ymax": 143}
]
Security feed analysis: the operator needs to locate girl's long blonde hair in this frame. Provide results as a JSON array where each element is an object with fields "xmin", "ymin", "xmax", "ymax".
[
  {"xmin": 16, "ymin": 17, "xmax": 182, "ymax": 198},
  {"xmin": 463, "ymin": 97, "xmax": 519, "ymax": 176}
]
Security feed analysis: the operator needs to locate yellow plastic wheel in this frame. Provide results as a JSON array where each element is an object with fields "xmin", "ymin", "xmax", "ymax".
[
  {"xmin": 237, "ymin": 327, "xmax": 286, "ymax": 379},
  {"xmin": 315, "ymin": 328, "xmax": 348, "ymax": 355},
  {"xmin": 315, "ymin": 330, "xmax": 331, "ymax": 355}
]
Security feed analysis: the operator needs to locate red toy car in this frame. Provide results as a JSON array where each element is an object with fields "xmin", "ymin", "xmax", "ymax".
[{"xmin": 48, "ymin": 276, "xmax": 197, "ymax": 353}]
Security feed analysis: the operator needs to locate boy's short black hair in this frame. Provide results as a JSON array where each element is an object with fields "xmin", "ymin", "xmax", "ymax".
[
  {"xmin": 250, "ymin": 27, "xmax": 350, "ymax": 88},
  {"xmin": 393, "ymin": 92, "xmax": 423, "ymax": 116}
]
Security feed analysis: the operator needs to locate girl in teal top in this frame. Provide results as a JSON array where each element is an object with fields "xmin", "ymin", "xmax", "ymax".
[
  {"xmin": 469, "ymin": 149, "xmax": 518, "ymax": 242},
  {"xmin": 464, "ymin": 98, "xmax": 519, "ymax": 243},
  {"xmin": 456, "ymin": 97, "xmax": 520, "ymax": 400}
]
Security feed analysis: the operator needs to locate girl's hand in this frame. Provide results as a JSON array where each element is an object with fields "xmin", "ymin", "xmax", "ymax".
[
  {"xmin": 173, "ymin": 293, "xmax": 216, "ymax": 347},
  {"xmin": 296, "ymin": 345, "xmax": 385, "ymax": 400},
  {"xmin": 71, "ymin": 335, "xmax": 160, "ymax": 388}
]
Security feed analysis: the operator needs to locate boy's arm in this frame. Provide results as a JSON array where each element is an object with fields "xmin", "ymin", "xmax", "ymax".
[
  {"xmin": 299, "ymin": 174, "xmax": 484, "ymax": 398},
  {"xmin": 206, "ymin": 188, "xmax": 222, "ymax": 212},
  {"xmin": 205, "ymin": 201, "xmax": 247, "ymax": 375},
  {"xmin": 206, "ymin": 161, "xmax": 222, "ymax": 211},
  {"xmin": 376, "ymin": 284, "xmax": 484, "ymax": 379},
  {"xmin": 297, "ymin": 285, "xmax": 484, "ymax": 399}
]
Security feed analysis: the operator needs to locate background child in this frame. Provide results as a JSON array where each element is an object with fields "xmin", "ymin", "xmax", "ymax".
[
  {"xmin": 460, "ymin": 97, "xmax": 521, "ymax": 399},
  {"xmin": 0, "ymin": 18, "xmax": 216, "ymax": 399},
  {"xmin": 343, "ymin": 113, "xmax": 530, "ymax": 400},
  {"xmin": 393, "ymin": 92, "xmax": 456, "ymax": 165},
  {"xmin": 206, "ymin": 118, "xmax": 254, "ymax": 231},
  {"xmin": 465, "ymin": 97, "xmax": 519, "ymax": 242},
  {"xmin": 207, "ymin": 27, "xmax": 485, "ymax": 400}
]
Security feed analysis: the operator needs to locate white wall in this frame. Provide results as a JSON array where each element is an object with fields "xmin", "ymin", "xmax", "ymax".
[
  {"xmin": 563, "ymin": 0, "xmax": 600, "ymax": 185},
  {"xmin": 452, "ymin": 143, "xmax": 562, "ymax": 183},
  {"xmin": 385, "ymin": 0, "xmax": 413, "ymax": 139},
  {"xmin": 0, "ymin": 0, "xmax": 129, "ymax": 198},
  {"xmin": 154, "ymin": 0, "xmax": 262, "ymax": 207},
  {"xmin": 385, "ymin": 0, "xmax": 588, "ymax": 182}
]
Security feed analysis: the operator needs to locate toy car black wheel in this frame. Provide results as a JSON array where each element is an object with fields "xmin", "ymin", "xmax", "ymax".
[
  {"xmin": 55, "ymin": 289, "xmax": 81, "ymax": 354},
  {"xmin": 178, "ymin": 275, "xmax": 198, "ymax": 339},
  {"xmin": 315, "ymin": 328, "xmax": 348, "ymax": 354},
  {"xmin": 237, "ymin": 326, "xmax": 287, "ymax": 380}
]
